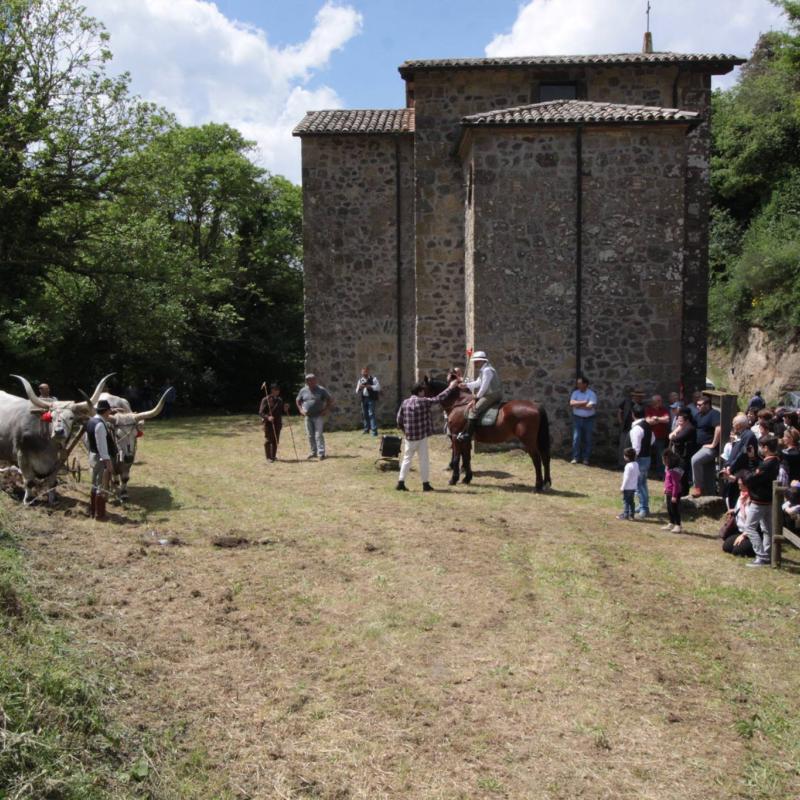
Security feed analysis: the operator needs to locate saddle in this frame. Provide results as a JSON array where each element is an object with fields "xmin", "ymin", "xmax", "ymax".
[{"xmin": 463, "ymin": 401, "xmax": 502, "ymax": 427}]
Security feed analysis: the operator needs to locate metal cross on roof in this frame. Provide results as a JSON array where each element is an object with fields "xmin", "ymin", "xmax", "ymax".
[{"xmin": 647, "ymin": 1, "xmax": 652, "ymax": 33}]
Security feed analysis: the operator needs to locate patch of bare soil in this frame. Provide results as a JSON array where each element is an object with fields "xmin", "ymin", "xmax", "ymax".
[{"xmin": 8, "ymin": 417, "xmax": 800, "ymax": 799}]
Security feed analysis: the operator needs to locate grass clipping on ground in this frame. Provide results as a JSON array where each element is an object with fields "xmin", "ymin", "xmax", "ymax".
[{"xmin": 2, "ymin": 415, "xmax": 800, "ymax": 799}]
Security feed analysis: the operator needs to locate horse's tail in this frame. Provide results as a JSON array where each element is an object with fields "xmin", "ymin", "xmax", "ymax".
[{"xmin": 537, "ymin": 405, "xmax": 550, "ymax": 456}]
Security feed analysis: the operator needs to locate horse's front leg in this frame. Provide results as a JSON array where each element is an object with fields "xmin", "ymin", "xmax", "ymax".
[
  {"xmin": 449, "ymin": 437, "xmax": 460, "ymax": 485},
  {"xmin": 462, "ymin": 441, "xmax": 473, "ymax": 484}
]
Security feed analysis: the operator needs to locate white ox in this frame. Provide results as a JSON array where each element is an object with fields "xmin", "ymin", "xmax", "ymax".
[
  {"xmin": 0, "ymin": 374, "xmax": 113, "ymax": 505},
  {"xmin": 98, "ymin": 389, "xmax": 170, "ymax": 501}
]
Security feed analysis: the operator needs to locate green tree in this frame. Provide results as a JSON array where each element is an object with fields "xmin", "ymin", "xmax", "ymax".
[
  {"xmin": 709, "ymin": 0, "xmax": 800, "ymax": 344},
  {"xmin": 0, "ymin": 1, "xmax": 304, "ymax": 408}
]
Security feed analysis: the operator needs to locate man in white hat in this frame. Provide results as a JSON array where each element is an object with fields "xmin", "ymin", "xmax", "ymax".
[{"xmin": 457, "ymin": 351, "xmax": 502, "ymax": 441}]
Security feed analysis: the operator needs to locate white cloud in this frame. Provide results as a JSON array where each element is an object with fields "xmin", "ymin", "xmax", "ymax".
[
  {"xmin": 83, "ymin": 0, "xmax": 363, "ymax": 182},
  {"xmin": 486, "ymin": 0, "xmax": 788, "ymax": 89}
]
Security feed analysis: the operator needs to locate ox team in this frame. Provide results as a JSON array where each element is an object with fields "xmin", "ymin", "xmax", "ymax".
[{"xmin": 0, "ymin": 374, "xmax": 168, "ymax": 512}]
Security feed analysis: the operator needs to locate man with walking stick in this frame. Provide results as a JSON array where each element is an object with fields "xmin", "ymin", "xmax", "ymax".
[{"xmin": 259, "ymin": 383, "xmax": 290, "ymax": 462}]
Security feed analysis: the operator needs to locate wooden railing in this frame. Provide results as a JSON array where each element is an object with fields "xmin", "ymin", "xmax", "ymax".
[{"xmin": 771, "ymin": 481, "xmax": 800, "ymax": 569}]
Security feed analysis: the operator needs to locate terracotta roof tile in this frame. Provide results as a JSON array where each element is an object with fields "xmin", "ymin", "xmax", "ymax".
[
  {"xmin": 462, "ymin": 100, "xmax": 700, "ymax": 127},
  {"xmin": 293, "ymin": 109, "xmax": 414, "ymax": 136},
  {"xmin": 399, "ymin": 52, "xmax": 745, "ymax": 77}
]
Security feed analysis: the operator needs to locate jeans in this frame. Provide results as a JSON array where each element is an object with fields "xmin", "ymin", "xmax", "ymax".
[
  {"xmin": 360, "ymin": 395, "xmax": 378, "ymax": 433},
  {"xmin": 744, "ymin": 502, "xmax": 772, "ymax": 562},
  {"xmin": 636, "ymin": 456, "xmax": 651, "ymax": 514},
  {"xmin": 653, "ymin": 439, "xmax": 666, "ymax": 478},
  {"xmin": 691, "ymin": 446, "xmax": 717, "ymax": 491},
  {"xmin": 305, "ymin": 414, "xmax": 325, "ymax": 457},
  {"xmin": 622, "ymin": 490, "xmax": 636, "ymax": 518},
  {"xmin": 399, "ymin": 437, "xmax": 429, "ymax": 484},
  {"xmin": 572, "ymin": 415, "xmax": 595, "ymax": 462}
]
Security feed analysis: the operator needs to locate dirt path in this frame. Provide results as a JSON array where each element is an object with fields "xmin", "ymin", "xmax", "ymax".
[{"xmin": 7, "ymin": 416, "xmax": 800, "ymax": 799}]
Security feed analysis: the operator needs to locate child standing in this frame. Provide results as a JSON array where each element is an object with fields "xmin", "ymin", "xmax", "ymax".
[
  {"xmin": 617, "ymin": 447, "xmax": 639, "ymax": 520},
  {"xmin": 662, "ymin": 450, "xmax": 683, "ymax": 533}
]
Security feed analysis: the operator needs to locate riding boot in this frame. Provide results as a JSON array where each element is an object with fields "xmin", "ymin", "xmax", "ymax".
[
  {"xmin": 95, "ymin": 494, "xmax": 108, "ymax": 522},
  {"xmin": 264, "ymin": 441, "xmax": 270, "ymax": 462},
  {"xmin": 89, "ymin": 490, "xmax": 97, "ymax": 518},
  {"xmin": 457, "ymin": 418, "xmax": 476, "ymax": 441}
]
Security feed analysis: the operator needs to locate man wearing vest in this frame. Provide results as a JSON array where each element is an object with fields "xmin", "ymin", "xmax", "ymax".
[
  {"xmin": 85, "ymin": 399, "xmax": 117, "ymax": 521},
  {"xmin": 456, "ymin": 351, "xmax": 502, "ymax": 442},
  {"xmin": 354, "ymin": 366, "xmax": 380, "ymax": 436},
  {"xmin": 629, "ymin": 404, "xmax": 655, "ymax": 519}
]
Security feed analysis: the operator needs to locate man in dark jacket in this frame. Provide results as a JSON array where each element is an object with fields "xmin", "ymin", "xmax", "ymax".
[
  {"xmin": 721, "ymin": 413, "xmax": 759, "ymax": 508},
  {"xmin": 743, "ymin": 437, "xmax": 781, "ymax": 567}
]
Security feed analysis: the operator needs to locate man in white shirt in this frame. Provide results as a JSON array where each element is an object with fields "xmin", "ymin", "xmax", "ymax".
[
  {"xmin": 456, "ymin": 351, "xmax": 502, "ymax": 442},
  {"xmin": 85, "ymin": 399, "xmax": 116, "ymax": 521}
]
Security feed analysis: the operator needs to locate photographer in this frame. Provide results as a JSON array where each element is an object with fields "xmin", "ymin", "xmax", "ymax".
[{"xmin": 354, "ymin": 366, "xmax": 380, "ymax": 436}]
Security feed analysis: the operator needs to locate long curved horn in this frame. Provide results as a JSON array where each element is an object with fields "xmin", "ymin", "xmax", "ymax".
[
  {"xmin": 90, "ymin": 373, "xmax": 115, "ymax": 404},
  {"xmin": 133, "ymin": 388, "xmax": 170, "ymax": 421},
  {"xmin": 72, "ymin": 389, "xmax": 95, "ymax": 417},
  {"xmin": 11, "ymin": 374, "xmax": 52, "ymax": 409}
]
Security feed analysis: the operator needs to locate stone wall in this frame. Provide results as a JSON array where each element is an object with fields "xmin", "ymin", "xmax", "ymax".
[
  {"xmin": 675, "ymin": 70, "xmax": 713, "ymax": 399},
  {"xmin": 463, "ymin": 124, "xmax": 688, "ymax": 455},
  {"xmin": 410, "ymin": 65, "xmax": 712, "ymax": 389},
  {"xmin": 580, "ymin": 126, "xmax": 688, "ymax": 453},
  {"xmin": 300, "ymin": 135, "xmax": 415, "ymax": 429}
]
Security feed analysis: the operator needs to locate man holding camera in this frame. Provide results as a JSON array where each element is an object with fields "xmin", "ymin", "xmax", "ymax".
[{"xmin": 354, "ymin": 366, "xmax": 380, "ymax": 436}]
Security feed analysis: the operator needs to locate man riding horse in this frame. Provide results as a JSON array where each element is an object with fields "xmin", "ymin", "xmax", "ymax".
[{"xmin": 456, "ymin": 351, "xmax": 502, "ymax": 441}]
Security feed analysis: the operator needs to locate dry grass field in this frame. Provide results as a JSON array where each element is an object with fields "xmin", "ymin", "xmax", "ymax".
[{"xmin": 3, "ymin": 415, "xmax": 800, "ymax": 799}]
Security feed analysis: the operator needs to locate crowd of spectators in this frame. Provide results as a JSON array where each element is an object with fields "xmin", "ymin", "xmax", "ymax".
[{"xmin": 616, "ymin": 386, "xmax": 800, "ymax": 568}]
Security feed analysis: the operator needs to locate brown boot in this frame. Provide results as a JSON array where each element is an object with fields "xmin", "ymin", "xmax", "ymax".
[
  {"xmin": 95, "ymin": 494, "xmax": 108, "ymax": 521},
  {"xmin": 89, "ymin": 491, "xmax": 97, "ymax": 518}
]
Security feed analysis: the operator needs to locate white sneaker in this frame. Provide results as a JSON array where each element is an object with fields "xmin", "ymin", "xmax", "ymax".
[
  {"xmin": 570, "ymin": 459, "xmax": 578, "ymax": 464},
  {"xmin": 670, "ymin": 525, "xmax": 682, "ymax": 534},
  {"xmin": 661, "ymin": 523, "xmax": 672, "ymax": 531}
]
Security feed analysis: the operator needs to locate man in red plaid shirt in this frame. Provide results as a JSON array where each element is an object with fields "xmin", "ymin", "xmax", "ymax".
[{"xmin": 396, "ymin": 377, "xmax": 459, "ymax": 492}]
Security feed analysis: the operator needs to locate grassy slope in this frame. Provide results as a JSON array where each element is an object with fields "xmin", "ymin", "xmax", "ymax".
[
  {"xmin": 3, "ymin": 415, "xmax": 800, "ymax": 799},
  {"xmin": 0, "ymin": 505, "xmax": 151, "ymax": 799}
]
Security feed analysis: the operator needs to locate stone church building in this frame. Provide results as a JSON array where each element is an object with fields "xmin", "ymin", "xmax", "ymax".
[{"xmin": 293, "ymin": 45, "xmax": 744, "ymax": 453}]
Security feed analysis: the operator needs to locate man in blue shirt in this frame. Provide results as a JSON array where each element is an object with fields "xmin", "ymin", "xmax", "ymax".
[{"xmin": 570, "ymin": 375, "xmax": 597, "ymax": 465}]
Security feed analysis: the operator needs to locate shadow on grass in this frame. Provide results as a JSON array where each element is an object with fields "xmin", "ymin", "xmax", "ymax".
[
  {"xmin": 127, "ymin": 485, "xmax": 175, "ymax": 511},
  {"xmin": 472, "ymin": 470, "xmax": 513, "ymax": 479},
  {"xmin": 464, "ymin": 482, "xmax": 588, "ymax": 496}
]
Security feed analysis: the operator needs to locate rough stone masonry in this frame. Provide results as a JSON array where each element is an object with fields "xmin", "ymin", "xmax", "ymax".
[{"xmin": 293, "ymin": 48, "xmax": 745, "ymax": 456}]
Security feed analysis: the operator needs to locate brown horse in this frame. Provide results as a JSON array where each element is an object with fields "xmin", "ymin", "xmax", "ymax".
[{"xmin": 424, "ymin": 374, "xmax": 552, "ymax": 491}]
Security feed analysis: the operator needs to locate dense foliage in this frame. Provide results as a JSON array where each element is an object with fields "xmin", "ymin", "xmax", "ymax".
[
  {"xmin": 709, "ymin": 1, "xmax": 800, "ymax": 345},
  {"xmin": 0, "ymin": 0, "xmax": 303, "ymax": 409}
]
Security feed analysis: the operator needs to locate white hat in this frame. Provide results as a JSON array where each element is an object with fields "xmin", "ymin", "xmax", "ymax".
[{"xmin": 470, "ymin": 350, "xmax": 488, "ymax": 362}]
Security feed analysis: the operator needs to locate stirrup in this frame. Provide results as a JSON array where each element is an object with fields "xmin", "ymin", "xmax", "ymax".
[{"xmin": 456, "ymin": 431, "xmax": 472, "ymax": 441}]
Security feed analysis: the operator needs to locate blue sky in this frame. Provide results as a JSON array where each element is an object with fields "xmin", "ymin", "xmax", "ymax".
[
  {"xmin": 212, "ymin": 0, "xmax": 533, "ymax": 109},
  {"xmin": 82, "ymin": 0, "xmax": 788, "ymax": 183}
]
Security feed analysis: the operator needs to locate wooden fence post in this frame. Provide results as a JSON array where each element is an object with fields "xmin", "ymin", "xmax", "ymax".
[{"xmin": 771, "ymin": 481, "xmax": 784, "ymax": 569}]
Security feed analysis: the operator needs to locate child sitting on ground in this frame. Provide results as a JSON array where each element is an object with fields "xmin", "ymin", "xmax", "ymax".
[
  {"xmin": 617, "ymin": 447, "xmax": 639, "ymax": 520},
  {"xmin": 662, "ymin": 449, "xmax": 683, "ymax": 533}
]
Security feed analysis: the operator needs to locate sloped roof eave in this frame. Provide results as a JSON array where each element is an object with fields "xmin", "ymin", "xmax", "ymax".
[
  {"xmin": 293, "ymin": 108, "xmax": 415, "ymax": 137},
  {"xmin": 399, "ymin": 52, "xmax": 746, "ymax": 79},
  {"xmin": 456, "ymin": 104, "xmax": 700, "ymax": 159}
]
